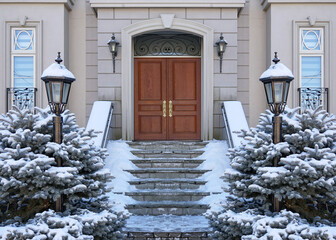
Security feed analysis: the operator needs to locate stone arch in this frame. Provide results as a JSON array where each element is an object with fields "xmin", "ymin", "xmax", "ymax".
[{"xmin": 121, "ymin": 17, "xmax": 214, "ymax": 140}]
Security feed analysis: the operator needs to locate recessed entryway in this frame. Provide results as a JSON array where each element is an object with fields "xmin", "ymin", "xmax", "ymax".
[{"xmin": 134, "ymin": 58, "xmax": 201, "ymax": 140}]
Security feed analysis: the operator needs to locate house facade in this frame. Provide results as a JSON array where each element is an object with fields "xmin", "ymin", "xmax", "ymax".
[{"xmin": 1, "ymin": 0, "xmax": 335, "ymax": 141}]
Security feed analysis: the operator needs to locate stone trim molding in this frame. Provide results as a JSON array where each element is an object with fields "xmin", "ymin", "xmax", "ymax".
[
  {"xmin": 261, "ymin": 0, "xmax": 336, "ymax": 10},
  {"xmin": 0, "ymin": 0, "xmax": 74, "ymax": 10},
  {"xmin": 90, "ymin": 0, "xmax": 245, "ymax": 8},
  {"xmin": 121, "ymin": 17, "xmax": 214, "ymax": 140}
]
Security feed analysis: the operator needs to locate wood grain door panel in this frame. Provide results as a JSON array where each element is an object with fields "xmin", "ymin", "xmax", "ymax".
[
  {"xmin": 134, "ymin": 58, "xmax": 201, "ymax": 140},
  {"xmin": 134, "ymin": 59, "xmax": 167, "ymax": 140},
  {"xmin": 168, "ymin": 59, "xmax": 201, "ymax": 140}
]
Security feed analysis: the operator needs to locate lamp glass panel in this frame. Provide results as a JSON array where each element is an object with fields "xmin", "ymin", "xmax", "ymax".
[
  {"xmin": 284, "ymin": 82, "xmax": 290, "ymax": 102},
  {"xmin": 109, "ymin": 43, "xmax": 116, "ymax": 52},
  {"xmin": 265, "ymin": 82, "xmax": 273, "ymax": 104},
  {"xmin": 219, "ymin": 43, "xmax": 225, "ymax": 52},
  {"xmin": 62, "ymin": 83, "xmax": 70, "ymax": 104},
  {"xmin": 274, "ymin": 82, "xmax": 284, "ymax": 103},
  {"xmin": 45, "ymin": 82, "xmax": 51, "ymax": 103},
  {"xmin": 51, "ymin": 82, "xmax": 61, "ymax": 103}
]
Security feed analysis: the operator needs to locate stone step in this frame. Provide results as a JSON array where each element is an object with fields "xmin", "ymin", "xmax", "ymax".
[
  {"xmin": 126, "ymin": 201, "xmax": 209, "ymax": 215},
  {"xmin": 126, "ymin": 190, "xmax": 210, "ymax": 201},
  {"xmin": 125, "ymin": 231, "xmax": 210, "ymax": 240},
  {"xmin": 130, "ymin": 158, "xmax": 204, "ymax": 168},
  {"xmin": 128, "ymin": 141, "xmax": 208, "ymax": 150},
  {"xmin": 130, "ymin": 150, "xmax": 204, "ymax": 159},
  {"xmin": 125, "ymin": 168, "xmax": 210, "ymax": 179},
  {"xmin": 128, "ymin": 178, "xmax": 207, "ymax": 190},
  {"xmin": 123, "ymin": 215, "xmax": 212, "ymax": 239}
]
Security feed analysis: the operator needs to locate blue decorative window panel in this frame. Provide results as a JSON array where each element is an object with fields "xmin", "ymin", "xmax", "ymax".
[
  {"xmin": 13, "ymin": 56, "xmax": 34, "ymax": 88},
  {"xmin": 14, "ymin": 29, "xmax": 34, "ymax": 51},
  {"xmin": 301, "ymin": 56, "xmax": 322, "ymax": 88},
  {"xmin": 301, "ymin": 30, "xmax": 322, "ymax": 51}
]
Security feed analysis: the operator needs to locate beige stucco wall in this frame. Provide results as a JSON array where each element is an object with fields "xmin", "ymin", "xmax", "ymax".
[
  {"xmin": 248, "ymin": 0, "xmax": 267, "ymax": 127},
  {"xmin": 92, "ymin": 7, "xmax": 240, "ymax": 140},
  {"xmin": 85, "ymin": 0, "xmax": 99, "ymax": 123},
  {"xmin": 0, "ymin": 2, "xmax": 72, "ymax": 116},
  {"xmin": 67, "ymin": 0, "xmax": 86, "ymax": 127},
  {"xmin": 237, "ymin": 0, "xmax": 250, "ymax": 125}
]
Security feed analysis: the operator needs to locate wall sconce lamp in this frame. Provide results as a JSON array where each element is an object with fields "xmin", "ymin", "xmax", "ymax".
[
  {"xmin": 215, "ymin": 33, "xmax": 228, "ymax": 73},
  {"xmin": 107, "ymin": 33, "xmax": 119, "ymax": 73}
]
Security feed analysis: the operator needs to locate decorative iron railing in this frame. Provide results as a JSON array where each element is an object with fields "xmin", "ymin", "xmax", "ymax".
[
  {"xmin": 6, "ymin": 87, "xmax": 37, "ymax": 112},
  {"xmin": 298, "ymin": 87, "xmax": 329, "ymax": 112}
]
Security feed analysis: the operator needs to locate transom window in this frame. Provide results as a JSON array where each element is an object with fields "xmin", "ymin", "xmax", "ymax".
[
  {"xmin": 301, "ymin": 29, "xmax": 322, "ymax": 51},
  {"xmin": 13, "ymin": 29, "xmax": 35, "ymax": 51}
]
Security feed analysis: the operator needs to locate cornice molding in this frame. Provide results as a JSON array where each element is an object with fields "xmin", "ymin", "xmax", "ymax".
[
  {"xmin": 0, "ymin": 0, "xmax": 74, "ymax": 10},
  {"xmin": 90, "ymin": 0, "xmax": 245, "ymax": 8},
  {"xmin": 261, "ymin": 0, "xmax": 336, "ymax": 11}
]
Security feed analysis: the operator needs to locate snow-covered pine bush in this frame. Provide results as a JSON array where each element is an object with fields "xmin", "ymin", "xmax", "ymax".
[
  {"xmin": 0, "ymin": 106, "xmax": 126, "ymax": 239},
  {"xmin": 208, "ymin": 106, "xmax": 336, "ymax": 239}
]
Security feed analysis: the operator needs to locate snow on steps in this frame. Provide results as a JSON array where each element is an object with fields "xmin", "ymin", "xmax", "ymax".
[
  {"xmin": 86, "ymin": 101, "xmax": 113, "ymax": 148},
  {"xmin": 130, "ymin": 158, "xmax": 205, "ymax": 168},
  {"xmin": 128, "ymin": 179, "xmax": 207, "ymax": 190},
  {"xmin": 123, "ymin": 141, "xmax": 212, "ymax": 238},
  {"xmin": 124, "ymin": 215, "xmax": 211, "ymax": 239}
]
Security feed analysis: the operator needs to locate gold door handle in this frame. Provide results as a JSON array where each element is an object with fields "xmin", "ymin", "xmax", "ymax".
[
  {"xmin": 169, "ymin": 100, "xmax": 173, "ymax": 117},
  {"xmin": 163, "ymin": 100, "xmax": 166, "ymax": 117}
]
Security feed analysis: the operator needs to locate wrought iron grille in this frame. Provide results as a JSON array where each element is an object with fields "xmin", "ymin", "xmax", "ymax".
[
  {"xmin": 6, "ymin": 87, "xmax": 37, "ymax": 112},
  {"xmin": 134, "ymin": 34, "xmax": 201, "ymax": 56},
  {"xmin": 298, "ymin": 87, "xmax": 329, "ymax": 112}
]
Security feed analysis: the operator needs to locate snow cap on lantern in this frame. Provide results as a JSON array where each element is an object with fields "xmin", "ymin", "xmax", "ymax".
[
  {"xmin": 41, "ymin": 52, "xmax": 75, "ymax": 115},
  {"xmin": 259, "ymin": 52, "xmax": 294, "ymax": 115}
]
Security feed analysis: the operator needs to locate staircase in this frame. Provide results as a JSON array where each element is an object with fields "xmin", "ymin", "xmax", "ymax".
[{"xmin": 123, "ymin": 141, "xmax": 212, "ymax": 239}]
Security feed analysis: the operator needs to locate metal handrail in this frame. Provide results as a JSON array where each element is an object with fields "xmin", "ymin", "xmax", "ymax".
[
  {"xmin": 221, "ymin": 103, "xmax": 234, "ymax": 148},
  {"xmin": 6, "ymin": 87, "xmax": 37, "ymax": 112},
  {"xmin": 298, "ymin": 87, "xmax": 329, "ymax": 112},
  {"xmin": 102, "ymin": 104, "xmax": 114, "ymax": 148}
]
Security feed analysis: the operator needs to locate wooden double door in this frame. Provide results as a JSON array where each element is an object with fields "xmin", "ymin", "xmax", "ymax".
[{"xmin": 134, "ymin": 58, "xmax": 201, "ymax": 140}]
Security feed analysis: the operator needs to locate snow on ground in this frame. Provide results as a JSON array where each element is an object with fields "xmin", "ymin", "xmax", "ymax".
[
  {"xmin": 104, "ymin": 140, "xmax": 138, "ymax": 213},
  {"xmin": 197, "ymin": 140, "xmax": 231, "ymax": 213}
]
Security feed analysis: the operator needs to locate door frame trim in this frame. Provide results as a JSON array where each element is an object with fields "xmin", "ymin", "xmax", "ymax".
[{"xmin": 121, "ymin": 17, "xmax": 214, "ymax": 140}]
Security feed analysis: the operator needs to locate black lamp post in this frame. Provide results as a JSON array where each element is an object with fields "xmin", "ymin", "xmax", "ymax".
[
  {"xmin": 107, "ymin": 33, "xmax": 119, "ymax": 73},
  {"xmin": 259, "ymin": 52, "xmax": 294, "ymax": 212},
  {"xmin": 41, "ymin": 52, "xmax": 76, "ymax": 212},
  {"xmin": 215, "ymin": 33, "xmax": 228, "ymax": 73}
]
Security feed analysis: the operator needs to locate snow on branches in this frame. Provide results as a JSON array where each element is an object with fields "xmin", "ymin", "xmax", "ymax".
[
  {"xmin": 0, "ymin": 106, "xmax": 126, "ymax": 239},
  {"xmin": 208, "ymin": 106, "xmax": 336, "ymax": 239}
]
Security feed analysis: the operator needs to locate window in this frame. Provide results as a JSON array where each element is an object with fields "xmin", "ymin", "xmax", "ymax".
[
  {"xmin": 299, "ymin": 28, "xmax": 327, "ymax": 110},
  {"xmin": 10, "ymin": 28, "xmax": 36, "ymax": 110}
]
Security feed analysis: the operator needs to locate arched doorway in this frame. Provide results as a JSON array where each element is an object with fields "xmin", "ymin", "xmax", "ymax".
[
  {"xmin": 133, "ymin": 33, "xmax": 202, "ymax": 140},
  {"xmin": 121, "ymin": 17, "xmax": 214, "ymax": 140}
]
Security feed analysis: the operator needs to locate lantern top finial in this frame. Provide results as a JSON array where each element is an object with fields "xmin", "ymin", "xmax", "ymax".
[
  {"xmin": 259, "ymin": 52, "xmax": 294, "ymax": 81},
  {"xmin": 55, "ymin": 52, "xmax": 63, "ymax": 64},
  {"xmin": 41, "ymin": 52, "xmax": 75, "ymax": 81},
  {"xmin": 273, "ymin": 52, "xmax": 280, "ymax": 64}
]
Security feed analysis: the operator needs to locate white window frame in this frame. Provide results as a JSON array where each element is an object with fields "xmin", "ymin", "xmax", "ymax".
[
  {"xmin": 299, "ymin": 27, "xmax": 324, "ymax": 89},
  {"xmin": 11, "ymin": 27, "xmax": 36, "ymax": 89}
]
